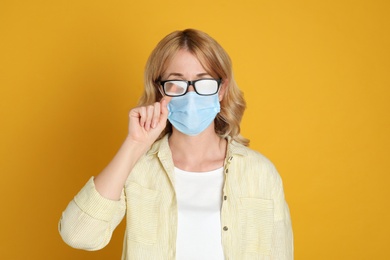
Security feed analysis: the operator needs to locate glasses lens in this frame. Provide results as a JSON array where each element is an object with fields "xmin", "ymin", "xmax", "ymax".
[
  {"xmin": 164, "ymin": 81, "xmax": 187, "ymax": 96},
  {"xmin": 194, "ymin": 79, "xmax": 219, "ymax": 95}
]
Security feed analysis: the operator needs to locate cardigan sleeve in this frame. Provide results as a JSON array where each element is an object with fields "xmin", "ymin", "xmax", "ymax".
[
  {"xmin": 58, "ymin": 177, "xmax": 126, "ymax": 251},
  {"xmin": 270, "ymin": 170, "xmax": 294, "ymax": 259}
]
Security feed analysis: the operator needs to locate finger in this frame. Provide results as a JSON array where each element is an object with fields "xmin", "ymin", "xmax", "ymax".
[
  {"xmin": 138, "ymin": 106, "xmax": 147, "ymax": 127},
  {"xmin": 129, "ymin": 107, "xmax": 139, "ymax": 119},
  {"xmin": 151, "ymin": 102, "xmax": 160, "ymax": 129},
  {"xmin": 160, "ymin": 96, "xmax": 172, "ymax": 120},
  {"xmin": 144, "ymin": 105, "xmax": 154, "ymax": 131}
]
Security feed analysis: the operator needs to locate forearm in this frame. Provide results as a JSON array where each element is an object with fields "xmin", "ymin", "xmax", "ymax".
[
  {"xmin": 94, "ymin": 137, "xmax": 150, "ymax": 200},
  {"xmin": 94, "ymin": 98, "xmax": 170, "ymax": 200}
]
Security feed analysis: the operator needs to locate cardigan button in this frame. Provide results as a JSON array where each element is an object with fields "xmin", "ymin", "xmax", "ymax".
[
  {"xmin": 223, "ymin": 226, "xmax": 228, "ymax": 231},
  {"xmin": 224, "ymin": 195, "xmax": 227, "ymax": 200}
]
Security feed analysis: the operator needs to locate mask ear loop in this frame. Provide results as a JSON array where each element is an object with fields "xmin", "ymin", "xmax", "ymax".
[
  {"xmin": 155, "ymin": 80, "xmax": 166, "ymax": 100},
  {"xmin": 218, "ymin": 78, "xmax": 228, "ymax": 101},
  {"xmin": 158, "ymin": 86, "xmax": 165, "ymax": 97}
]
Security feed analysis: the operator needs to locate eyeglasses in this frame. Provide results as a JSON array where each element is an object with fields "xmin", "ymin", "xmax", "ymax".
[{"xmin": 159, "ymin": 78, "xmax": 222, "ymax": 97}]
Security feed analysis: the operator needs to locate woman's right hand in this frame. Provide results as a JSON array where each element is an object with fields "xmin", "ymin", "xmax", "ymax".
[
  {"xmin": 127, "ymin": 96, "xmax": 171, "ymax": 149},
  {"xmin": 93, "ymin": 96, "xmax": 171, "ymax": 201}
]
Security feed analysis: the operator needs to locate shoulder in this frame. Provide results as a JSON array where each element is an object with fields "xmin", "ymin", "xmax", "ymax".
[
  {"xmin": 230, "ymin": 140, "xmax": 275, "ymax": 167},
  {"xmin": 229, "ymin": 140, "xmax": 281, "ymax": 181}
]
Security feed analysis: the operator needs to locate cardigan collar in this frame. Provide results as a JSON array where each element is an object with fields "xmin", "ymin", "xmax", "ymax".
[{"xmin": 146, "ymin": 134, "xmax": 248, "ymax": 187}]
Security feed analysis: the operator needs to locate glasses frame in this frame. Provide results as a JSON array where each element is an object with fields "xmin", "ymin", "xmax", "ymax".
[{"xmin": 159, "ymin": 78, "xmax": 222, "ymax": 97}]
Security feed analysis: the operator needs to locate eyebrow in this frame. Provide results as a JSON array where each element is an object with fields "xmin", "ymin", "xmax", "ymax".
[{"xmin": 165, "ymin": 72, "xmax": 211, "ymax": 78}]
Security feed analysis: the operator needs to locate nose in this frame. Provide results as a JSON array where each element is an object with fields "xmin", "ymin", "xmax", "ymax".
[{"xmin": 188, "ymin": 84, "xmax": 195, "ymax": 92}]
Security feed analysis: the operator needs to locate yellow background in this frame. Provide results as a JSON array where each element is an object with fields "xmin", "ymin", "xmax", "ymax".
[{"xmin": 1, "ymin": 0, "xmax": 389, "ymax": 259}]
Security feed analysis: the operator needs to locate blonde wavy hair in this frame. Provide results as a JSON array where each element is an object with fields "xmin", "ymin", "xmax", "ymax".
[{"xmin": 139, "ymin": 28, "xmax": 249, "ymax": 146}]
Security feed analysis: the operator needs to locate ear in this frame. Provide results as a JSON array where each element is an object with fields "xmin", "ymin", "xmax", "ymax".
[{"xmin": 218, "ymin": 79, "xmax": 229, "ymax": 101}]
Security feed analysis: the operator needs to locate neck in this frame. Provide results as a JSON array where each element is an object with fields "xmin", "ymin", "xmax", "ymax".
[{"xmin": 168, "ymin": 126, "xmax": 227, "ymax": 172}]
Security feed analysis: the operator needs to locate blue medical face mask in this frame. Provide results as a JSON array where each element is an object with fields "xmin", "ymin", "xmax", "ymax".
[{"xmin": 167, "ymin": 92, "xmax": 220, "ymax": 136}]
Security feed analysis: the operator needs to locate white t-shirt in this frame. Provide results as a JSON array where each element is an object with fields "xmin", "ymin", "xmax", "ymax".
[{"xmin": 175, "ymin": 166, "xmax": 225, "ymax": 260}]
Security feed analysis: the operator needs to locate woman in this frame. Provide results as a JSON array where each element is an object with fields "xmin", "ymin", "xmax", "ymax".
[{"xmin": 59, "ymin": 28, "xmax": 293, "ymax": 259}]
